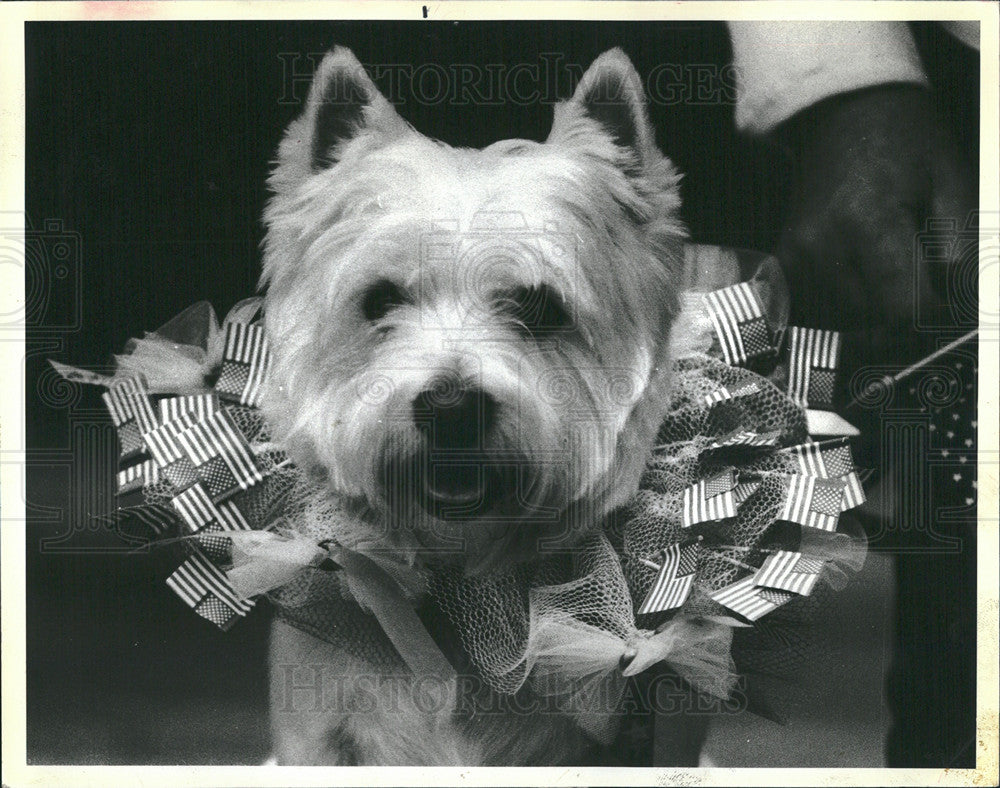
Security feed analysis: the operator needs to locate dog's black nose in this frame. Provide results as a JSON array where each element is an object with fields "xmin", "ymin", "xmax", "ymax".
[{"xmin": 413, "ymin": 385, "xmax": 497, "ymax": 450}]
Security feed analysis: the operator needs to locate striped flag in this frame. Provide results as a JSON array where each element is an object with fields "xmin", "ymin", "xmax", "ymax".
[
  {"xmin": 117, "ymin": 459, "xmax": 159, "ymax": 495},
  {"xmin": 708, "ymin": 429, "xmax": 780, "ymax": 451},
  {"xmin": 174, "ymin": 408, "xmax": 264, "ymax": 501},
  {"xmin": 710, "ymin": 576, "xmax": 795, "ymax": 621},
  {"xmin": 636, "ymin": 541, "xmax": 700, "ymax": 614},
  {"xmin": 143, "ymin": 412, "xmax": 201, "ymax": 490},
  {"xmin": 787, "ymin": 327, "xmax": 840, "ymax": 409},
  {"xmin": 170, "ymin": 483, "xmax": 251, "ymax": 562},
  {"xmin": 166, "ymin": 550, "xmax": 254, "ymax": 630},
  {"xmin": 158, "ymin": 393, "xmax": 219, "ymax": 423},
  {"xmin": 778, "ymin": 474, "xmax": 845, "ymax": 532},
  {"xmin": 702, "ymin": 282, "xmax": 775, "ymax": 366},
  {"xmin": 170, "ymin": 483, "xmax": 251, "ymax": 532},
  {"xmin": 702, "ymin": 380, "xmax": 762, "ymax": 407},
  {"xmin": 102, "ymin": 377, "xmax": 158, "ymax": 460},
  {"xmin": 215, "ymin": 322, "xmax": 271, "ymax": 407},
  {"xmin": 733, "ymin": 480, "xmax": 761, "ymax": 505},
  {"xmin": 784, "ymin": 439, "xmax": 866, "ymax": 510},
  {"xmin": 753, "ymin": 550, "xmax": 825, "ymax": 596},
  {"xmin": 681, "ymin": 469, "xmax": 738, "ymax": 527}
]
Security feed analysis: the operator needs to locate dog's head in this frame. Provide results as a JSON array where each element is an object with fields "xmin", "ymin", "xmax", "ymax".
[{"xmin": 262, "ymin": 47, "xmax": 684, "ymax": 570}]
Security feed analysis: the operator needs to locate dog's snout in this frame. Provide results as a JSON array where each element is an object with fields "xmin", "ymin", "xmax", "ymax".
[{"xmin": 413, "ymin": 386, "xmax": 497, "ymax": 449}]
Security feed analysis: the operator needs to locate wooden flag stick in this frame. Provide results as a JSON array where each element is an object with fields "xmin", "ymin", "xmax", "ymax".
[
  {"xmin": 845, "ymin": 329, "xmax": 978, "ymax": 411},
  {"xmin": 713, "ymin": 553, "xmax": 757, "ymax": 573}
]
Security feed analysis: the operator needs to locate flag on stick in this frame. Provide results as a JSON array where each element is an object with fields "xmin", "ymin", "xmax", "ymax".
[
  {"xmin": 143, "ymin": 412, "xmax": 200, "ymax": 490},
  {"xmin": 215, "ymin": 322, "xmax": 271, "ymax": 407},
  {"xmin": 170, "ymin": 482, "xmax": 251, "ymax": 562},
  {"xmin": 710, "ymin": 576, "xmax": 795, "ymax": 621},
  {"xmin": 174, "ymin": 408, "xmax": 264, "ymax": 501},
  {"xmin": 787, "ymin": 327, "xmax": 840, "ymax": 409},
  {"xmin": 158, "ymin": 393, "xmax": 219, "ymax": 423},
  {"xmin": 102, "ymin": 377, "xmax": 158, "ymax": 460},
  {"xmin": 708, "ymin": 429, "xmax": 780, "ymax": 451},
  {"xmin": 784, "ymin": 439, "xmax": 866, "ymax": 510},
  {"xmin": 702, "ymin": 380, "xmax": 762, "ymax": 407},
  {"xmin": 636, "ymin": 541, "xmax": 700, "ymax": 614},
  {"xmin": 778, "ymin": 474, "xmax": 845, "ymax": 532},
  {"xmin": 753, "ymin": 550, "xmax": 825, "ymax": 596},
  {"xmin": 117, "ymin": 459, "xmax": 159, "ymax": 495},
  {"xmin": 681, "ymin": 469, "xmax": 738, "ymax": 527},
  {"xmin": 703, "ymin": 282, "xmax": 775, "ymax": 366},
  {"xmin": 166, "ymin": 550, "xmax": 254, "ymax": 630}
]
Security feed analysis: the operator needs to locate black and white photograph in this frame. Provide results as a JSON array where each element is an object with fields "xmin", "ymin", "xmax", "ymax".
[{"xmin": 2, "ymin": 2, "xmax": 997, "ymax": 783}]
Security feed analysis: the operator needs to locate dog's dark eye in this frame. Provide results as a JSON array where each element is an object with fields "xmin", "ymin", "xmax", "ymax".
[
  {"xmin": 504, "ymin": 285, "xmax": 573, "ymax": 335},
  {"xmin": 361, "ymin": 280, "xmax": 406, "ymax": 322}
]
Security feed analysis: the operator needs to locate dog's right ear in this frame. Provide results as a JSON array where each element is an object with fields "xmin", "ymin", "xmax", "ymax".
[
  {"xmin": 274, "ymin": 47, "xmax": 406, "ymax": 183},
  {"xmin": 548, "ymin": 48, "xmax": 660, "ymax": 172}
]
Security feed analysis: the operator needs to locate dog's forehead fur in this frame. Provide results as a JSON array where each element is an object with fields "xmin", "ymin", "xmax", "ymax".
[{"xmin": 263, "ymin": 130, "xmax": 683, "ymax": 356}]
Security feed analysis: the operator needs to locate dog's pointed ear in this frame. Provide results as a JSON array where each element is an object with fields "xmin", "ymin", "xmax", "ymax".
[
  {"xmin": 548, "ymin": 48, "xmax": 658, "ymax": 167},
  {"xmin": 278, "ymin": 47, "xmax": 406, "ymax": 179}
]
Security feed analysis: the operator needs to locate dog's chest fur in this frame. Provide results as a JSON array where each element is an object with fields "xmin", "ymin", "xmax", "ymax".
[{"xmin": 269, "ymin": 618, "xmax": 595, "ymax": 766}]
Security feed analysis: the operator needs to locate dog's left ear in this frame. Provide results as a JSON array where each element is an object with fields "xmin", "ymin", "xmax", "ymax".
[{"xmin": 548, "ymin": 48, "xmax": 659, "ymax": 169}]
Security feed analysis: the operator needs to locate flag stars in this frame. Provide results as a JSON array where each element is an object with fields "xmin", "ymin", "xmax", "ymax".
[
  {"xmin": 952, "ymin": 413, "xmax": 960, "ymax": 421},
  {"xmin": 953, "ymin": 473, "xmax": 962, "ymax": 482},
  {"xmin": 947, "ymin": 431, "xmax": 955, "ymax": 439},
  {"xmin": 941, "ymin": 450, "xmax": 950, "ymax": 457},
  {"xmin": 965, "ymin": 439, "xmax": 973, "ymax": 447},
  {"xmin": 959, "ymin": 456, "xmax": 968, "ymax": 464},
  {"xmin": 966, "ymin": 498, "xmax": 974, "ymax": 506}
]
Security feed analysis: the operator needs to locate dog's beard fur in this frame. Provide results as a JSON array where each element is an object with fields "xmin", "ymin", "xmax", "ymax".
[{"xmin": 261, "ymin": 47, "xmax": 685, "ymax": 574}]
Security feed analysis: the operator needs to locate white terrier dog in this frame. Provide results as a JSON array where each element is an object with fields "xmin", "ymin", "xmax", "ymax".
[{"xmin": 262, "ymin": 45, "xmax": 687, "ymax": 765}]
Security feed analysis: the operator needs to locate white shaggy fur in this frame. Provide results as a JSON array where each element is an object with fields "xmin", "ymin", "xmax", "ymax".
[{"xmin": 262, "ymin": 46, "xmax": 687, "ymax": 764}]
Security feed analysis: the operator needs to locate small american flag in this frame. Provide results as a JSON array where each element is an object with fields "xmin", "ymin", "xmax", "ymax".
[
  {"xmin": 636, "ymin": 541, "xmax": 700, "ymax": 614},
  {"xmin": 158, "ymin": 393, "xmax": 219, "ymax": 423},
  {"xmin": 215, "ymin": 322, "xmax": 271, "ymax": 408},
  {"xmin": 117, "ymin": 458, "xmax": 159, "ymax": 495},
  {"xmin": 702, "ymin": 282, "xmax": 775, "ymax": 366},
  {"xmin": 707, "ymin": 429, "xmax": 781, "ymax": 451},
  {"xmin": 174, "ymin": 408, "xmax": 264, "ymax": 501},
  {"xmin": 733, "ymin": 480, "xmax": 761, "ymax": 505},
  {"xmin": 778, "ymin": 474, "xmax": 845, "ymax": 532},
  {"xmin": 786, "ymin": 327, "xmax": 840, "ymax": 409},
  {"xmin": 681, "ymin": 469, "xmax": 738, "ymax": 527},
  {"xmin": 166, "ymin": 550, "xmax": 254, "ymax": 630},
  {"xmin": 170, "ymin": 483, "xmax": 251, "ymax": 562},
  {"xmin": 702, "ymin": 380, "xmax": 762, "ymax": 407},
  {"xmin": 102, "ymin": 377, "xmax": 158, "ymax": 460},
  {"xmin": 170, "ymin": 483, "xmax": 251, "ymax": 532},
  {"xmin": 710, "ymin": 575, "xmax": 795, "ymax": 621},
  {"xmin": 784, "ymin": 439, "xmax": 866, "ymax": 510},
  {"xmin": 753, "ymin": 550, "xmax": 825, "ymax": 596},
  {"xmin": 143, "ymin": 412, "xmax": 200, "ymax": 490}
]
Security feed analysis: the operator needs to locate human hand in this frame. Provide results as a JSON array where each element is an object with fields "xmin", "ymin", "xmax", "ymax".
[{"xmin": 775, "ymin": 84, "xmax": 976, "ymax": 365}]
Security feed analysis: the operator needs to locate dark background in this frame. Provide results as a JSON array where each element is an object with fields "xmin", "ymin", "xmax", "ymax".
[{"xmin": 24, "ymin": 20, "xmax": 979, "ymax": 765}]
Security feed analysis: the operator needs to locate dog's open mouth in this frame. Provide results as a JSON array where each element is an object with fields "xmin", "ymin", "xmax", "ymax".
[{"xmin": 419, "ymin": 457, "xmax": 508, "ymax": 519}]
